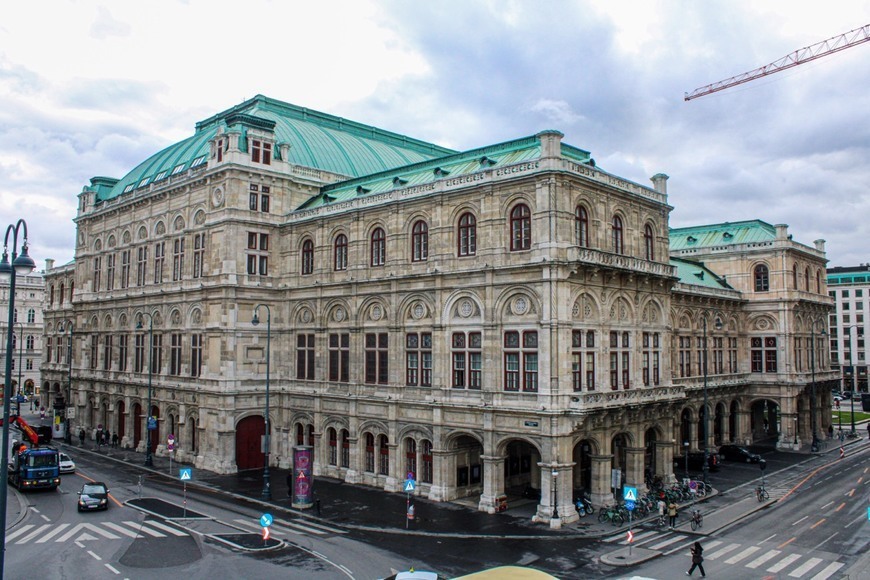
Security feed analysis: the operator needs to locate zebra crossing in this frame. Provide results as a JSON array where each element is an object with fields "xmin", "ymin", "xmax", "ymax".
[
  {"xmin": 5, "ymin": 519, "xmax": 189, "ymax": 545},
  {"xmin": 603, "ymin": 532, "xmax": 845, "ymax": 579},
  {"xmin": 230, "ymin": 517, "xmax": 346, "ymax": 537}
]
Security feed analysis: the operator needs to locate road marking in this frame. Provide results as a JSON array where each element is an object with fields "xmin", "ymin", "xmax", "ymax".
[
  {"xmin": 746, "ymin": 550, "xmax": 780, "ymax": 568},
  {"xmin": 103, "ymin": 522, "xmax": 142, "ymax": 538},
  {"xmin": 767, "ymin": 553, "xmax": 802, "ymax": 573},
  {"xmin": 706, "ymin": 543, "xmax": 740, "ymax": 560},
  {"xmin": 139, "ymin": 520, "xmax": 188, "ymax": 536},
  {"xmin": 282, "ymin": 520, "xmax": 328, "ymax": 535},
  {"xmin": 810, "ymin": 519, "xmax": 825, "ymax": 529},
  {"xmin": 16, "ymin": 524, "xmax": 51, "ymax": 544},
  {"xmin": 35, "ymin": 523, "xmax": 70, "ymax": 543},
  {"xmin": 232, "ymin": 519, "xmax": 287, "ymax": 536},
  {"xmin": 5, "ymin": 525, "xmax": 35, "ymax": 543},
  {"xmin": 105, "ymin": 564, "xmax": 120, "ymax": 575},
  {"xmin": 792, "ymin": 516, "xmax": 808, "ymax": 526},
  {"xmin": 40, "ymin": 514, "xmax": 51, "ymax": 522},
  {"xmin": 810, "ymin": 562, "xmax": 844, "ymax": 580},
  {"xmin": 624, "ymin": 530, "xmax": 660, "ymax": 547},
  {"xmin": 657, "ymin": 535, "xmax": 696, "ymax": 551},
  {"xmin": 847, "ymin": 488, "xmax": 855, "ymax": 497},
  {"xmin": 835, "ymin": 502, "xmax": 845, "ymax": 512},
  {"xmin": 723, "ymin": 546, "xmax": 761, "ymax": 564},
  {"xmin": 57, "ymin": 523, "xmax": 120, "ymax": 542},
  {"xmin": 777, "ymin": 537, "xmax": 796, "ymax": 549},
  {"xmin": 87, "ymin": 550, "xmax": 102, "ymax": 561},
  {"xmin": 132, "ymin": 524, "xmax": 167, "ymax": 538},
  {"xmin": 789, "ymin": 557, "xmax": 823, "ymax": 577}
]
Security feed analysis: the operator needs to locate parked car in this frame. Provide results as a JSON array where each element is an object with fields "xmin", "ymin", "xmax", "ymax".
[
  {"xmin": 717, "ymin": 444, "xmax": 761, "ymax": 463},
  {"xmin": 674, "ymin": 452, "xmax": 720, "ymax": 472},
  {"xmin": 841, "ymin": 391, "xmax": 852, "ymax": 400},
  {"xmin": 77, "ymin": 482, "xmax": 109, "ymax": 511},
  {"xmin": 59, "ymin": 452, "xmax": 76, "ymax": 474},
  {"xmin": 831, "ymin": 391, "xmax": 843, "ymax": 401}
]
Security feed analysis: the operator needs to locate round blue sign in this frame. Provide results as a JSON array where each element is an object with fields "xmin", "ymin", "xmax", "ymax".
[
  {"xmin": 260, "ymin": 513, "xmax": 273, "ymax": 527},
  {"xmin": 625, "ymin": 500, "xmax": 636, "ymax": 511}
]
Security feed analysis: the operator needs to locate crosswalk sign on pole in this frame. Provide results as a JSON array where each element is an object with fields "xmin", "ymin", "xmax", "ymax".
[
  {"xmin": 180, "ymin": 468, "xmax": 192, "ymax": 481},
  {"xmin": 404, "ymin": 479, "xmax": 416, "ymax": 492},
  {"xmin": 623, "ymin": 486, "xmax": 637, "ymax": 501}
]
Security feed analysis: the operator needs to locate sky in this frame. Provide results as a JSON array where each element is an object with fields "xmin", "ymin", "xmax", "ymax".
[{"xmin": 1, "ymin": 1, "xmax": 868, "ymax": 272}]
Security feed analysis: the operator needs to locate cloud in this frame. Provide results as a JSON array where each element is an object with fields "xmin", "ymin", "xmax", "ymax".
[{"xmin": 89, "ymin": 6, "xmax": 131, "ymax": 40}]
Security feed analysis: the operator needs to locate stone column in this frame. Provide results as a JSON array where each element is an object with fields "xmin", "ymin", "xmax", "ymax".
[
  {"xmin": 427, "ymin": 450, "xmax": 451, "ymax": 501},
  {"xmin": 385, "ymin": 443, "xmax": 400, "ymax": 492},
  {"xmin": 478, "ymin": 454, "xmax": 506, "ymax": 513},
  {"xmin": 344, "ymin": 437, "xmax": 361, "ymax": 484},
  {"xmin": 625, "ymin": 446, "xmax": 646, "ymax": 490},
  {"xmin": 590, "ymin": 454, "xmax": 615, "ymax": 507}
]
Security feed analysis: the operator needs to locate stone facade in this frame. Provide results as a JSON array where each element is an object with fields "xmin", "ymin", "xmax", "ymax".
[{"xmin": 40, "ymin": 96, "xmax": 836, "ymax": 524}]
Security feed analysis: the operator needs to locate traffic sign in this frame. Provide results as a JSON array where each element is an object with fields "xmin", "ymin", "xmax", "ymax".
[
  {"xmin": 179, "ymin": 468, "xmax": 192, "ymax": 481},
  {"xmin": 404, "ymin": 479, "xmax": 416, "ymax": 492},
  {"xmin": 627, "ymin": 530, "xmax": 634, "ymax": 543},
  {"xmin": 167, "ymin": 433, "xmax": 175, "ymax": 451},
  {"xmin": 625, "ymin": 500, "xmax": 635, "ymax": 511},
  {"xmin": 260, "ymin": 513, "xmax": 273, "ymax": 528},
  {"xmin": 623, "ymin": 486, "xmax": 637, "ymax": 501},
  {"xmin": 147, "ymin": 416, "xmax": 157, "ymax": 430}
]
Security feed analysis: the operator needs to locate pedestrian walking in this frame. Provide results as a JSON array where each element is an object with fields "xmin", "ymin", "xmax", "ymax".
[
  {"xmin": 657, "ymin": 498, "xmax": 666, "ymax": 525},
  {"xmin": 287, "ymin": 473, "xmax": 293, "ymax": 498},
  {"xmin": 687, "ymin": 541, "xmax": 706, "ymax": 577},
  {"xmin": 78, "ymin": 428, "xmax": 85, "ymax": 446},
  {"xmin": 828, "ymin": 425, "xmax": 834, "ymax": 439},
  {"xmin": 112, "ymin": 432, "xmax": 119, "ymax": 447},
  {"xmin": 668, "ymin": 501, "xmax": 678, "ymax": 529}
]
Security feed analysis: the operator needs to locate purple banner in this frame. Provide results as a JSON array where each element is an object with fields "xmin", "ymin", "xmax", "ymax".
[{"xmin": 292, "ymin": 446, "xmax": 314, "ymax": 509}]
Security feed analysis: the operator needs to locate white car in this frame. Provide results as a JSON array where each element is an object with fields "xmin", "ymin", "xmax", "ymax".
[{"xmin": 59, "ymin": 453, "xmax": 76, "ymax": 474}]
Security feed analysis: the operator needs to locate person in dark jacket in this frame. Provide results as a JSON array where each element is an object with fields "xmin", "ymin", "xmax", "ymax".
[{"xmin": 687, "ymin": 541, "xmax": 706, "ymax": 577}]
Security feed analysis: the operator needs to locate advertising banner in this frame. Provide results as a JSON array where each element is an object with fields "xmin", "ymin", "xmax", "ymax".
[{"xmin": 292, "ymin": 445, "xmax": 314, "ymax": 509}]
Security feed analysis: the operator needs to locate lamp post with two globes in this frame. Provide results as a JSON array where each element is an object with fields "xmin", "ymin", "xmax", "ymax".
[
  {"xmin": 136, "ymin": 313, "xmax": 155, "ymax": 467},
  {"xmin": 252, "ymin": 304, "xmax": 272, "ymax": 501}
]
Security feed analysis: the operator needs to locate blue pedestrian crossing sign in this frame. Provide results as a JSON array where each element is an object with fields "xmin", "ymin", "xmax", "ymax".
[
  {"xmin": 179, "ymin": 468, "xmax": 192, "ymax": 481},
  {"xmin": 623, "ymin": 486, "xmax": 637, "ymax": 501},
  {"xmin": 260, "ymin": 513, "xmax": 273, "ymax": 528},
  {"xmin": 404, "ymin": 479, "xmax": 416, "ymax": 492}
]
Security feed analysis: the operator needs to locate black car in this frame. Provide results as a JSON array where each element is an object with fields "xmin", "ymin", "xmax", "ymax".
[
  {"xmin": 718, "ymin": 444, "xmax": 761, "ymax": 463},
  {"xmin": 78, "ymin": 482, "xmax": 110, "ymax": 511},
  {"xmin": 674, "ymin": 452, "xmax": 720, "ymax": 472}
]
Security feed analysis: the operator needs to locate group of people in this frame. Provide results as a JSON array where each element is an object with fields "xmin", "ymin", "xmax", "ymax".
[{"xmin": 78, "ymin": 427, "xmax": 118, "ymax": 448}]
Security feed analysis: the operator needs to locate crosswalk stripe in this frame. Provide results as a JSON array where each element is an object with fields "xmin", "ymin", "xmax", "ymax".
[
  {"xmin": 649, "ymin": 535, "xmax": 688, "ymax": 550},
  {"xmin": 132, "ymin": 525, "xmax": 166, "ymax": 538},
  {"xmin": 789, "ymin": 557, "xmax": 823, "ymax": 578},
  {"xmin": 5, "ymin": 525, "xmax": 35, "ymax": 543},
  {"xmin": 232, "ymin": 519, "xmax": 286, "ymax": 536},
  {"xmin": 103, "ymin": 522, "xmax": 142, "ymax": 538},
  {"xmin": 768, "ymin": 553, "xmax": 802, "ymax": 573},
  {"xmin": 746, "ymin": 550, "xmax": 780, "ymax": 569},
  {"xmin": 602, "ymin": 533, "xmax": 623, "ymax": 543},
  {"xmin": 810, "ymin": 562, "xmax": 844, "ymax": 580},
  {"xmin": 707, "ymin": 542, "xmax": 740, "ymax": 560},
  {"xmin": 724, "ymin": 546, "xmax": 761, "ymax": 564},
  {"xmin": 35, "ymin": 524, "xmax": 70, "ymax": 543},
  {"xmin": 16, "ymin": 524, "xmax": 51, "ymax": 544},
  {"xmin": 281, "ymin": 520, "xmax": 327, "ymax": 535},
  {"xmin": 628, "ymin": 531, "xmax": 665, "ymax": 547},
  {"xmin": 138, "ymin": 520, "xmax": 188, "ymax": 537}
]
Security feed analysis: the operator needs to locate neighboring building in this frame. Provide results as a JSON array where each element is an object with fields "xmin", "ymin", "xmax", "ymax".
[
  {"xmin": 1, "ymin": 268, "xmax": 46, "ymax": 401},
  {"xmin": 826, "ymin": 265, "xmax": 869, "ymax": 394},
  {"xmin": 40, "ymin": 95, "xmax": 836, "ymax": 523}
]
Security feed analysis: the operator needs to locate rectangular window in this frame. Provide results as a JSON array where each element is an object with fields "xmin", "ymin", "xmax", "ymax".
[
  {"xmin": 151, "ymin": 333, "xmax": 163, "ymax": 374},
  {"xmin": 728, "ymin": 337, "xmax": 738, "ymax": 373},
  {"xmin": 90, "ymin": 335, "xmax": 98, "ymax": 370},
  {"xmin": 170, "ymin": 333, "xmax": 182, "ymax": 376},
  {"xmin": 328, "ymin": 333, "xmax": 349, "ymax": 383},
  {"xmin": 365, "ymin": 333, "xmax": 389, "ymax": 385},
  {"xmin": 751, "ymin": 337, "xmax": 777, "ymax": 373},
  {"xmin": 609, "ymin": 331, "xmax": 630, "ymax": 389},
  {"xmin": 190, "ymin": 334, "xmax": 202, "ymax": 378},
  {"xmin": 251, "ymin": 140, "xmax": 272, "ymax": 165},
  {"xmin": 103, "ymin": 335, "xmax": 113, "ymax": 371},
  {"xmin": 118, "ymin": 334, "xmax": 128, "ymax": 372},
  {"xmin": 154, "ymin": 242, "xmax": 165, "ymax": 284},
  {"xmin": 503, "ymin": 330, "xmax": 538, "ymax": 392},
  {"xmin": 246, "ymin": 232, "xmax": 269, "ymax": 275},
  {"xmin": 261, "ymin": 194, "xmax": 270, "ymax": 213},
  {"xmin": 93, "ymin": 257, "xmax": 102, "ymax": 292},
  {"xmin": 106, "ymin": 254, "xmax": 115, "ymax": 291},
  {"xmin": 249, "ymin": 191, "xmax": 259, "ymax": 211},
  {"xmin": 794, "ymin": 337, "xmax": 803, "ymax": 372},
  {"xmin": 120, "ymin": 250, "xmax": 130, "ymax": 289},
  {"xmin": 296, "ymin": 334, "xmax": 315, "ymax": 380},
  {"xmin": 172, "ymin": 238, "xmax": 185, "ymax": 282},
  {"xmin": 406, "ymin": 332, "xmax": 433, "ymax": 387},
  {"xmin": 641, "ymin": 332, "xmax": 660, "ymax": 386},
  {"xmin": 47, "ymin": 337, "xmax": 52, "ymax": 363},
  {"xmin": 193, "ymin": 233, "xmax": 205, "ymax": 279},
  {"xmin": 451, "ymin": 331, "xmax": 482, "ymax": 389},
  {"xmin": 571, "ymin": 329, "xmax": 596, "ymax": 391},
  {"xmin": 679, "ymin": 336, "xmax": 692, "ymax": 377},
  {"xmin": 136, "ymin": 246, "xmax": 148, "ymax": 286}
]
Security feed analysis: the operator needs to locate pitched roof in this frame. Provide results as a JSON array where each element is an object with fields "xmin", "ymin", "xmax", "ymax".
[
  {"xmin": 669, "ymin": 220, "xmax": 776, "ymax": 251},
  {"xmin": 670, "ymin": 256, "xmax": 733, "ymax": 290}
]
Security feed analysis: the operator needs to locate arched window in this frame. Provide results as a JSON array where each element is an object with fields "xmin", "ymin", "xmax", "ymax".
[
  {"xmin": 754, "ymin": 264, "xmax": 770, "ymax": 292},
  {"xmin": 793, "ymin": 264, "xmax": 798, "ymax": 289},
  {"xmin": 575, "ymin": 205, "xmax": 589, "ymax": 247},
  {"xmin": 510, "ymin": 203, "xmax": 531, "ymax": 251},
  {"xmin": 378, "ymin": 434, "xmax": 390, "ymax": 475},
  {"xmin": 59, "ymin": 283, "xmax": 65, "ymax": 305},
  {"xmin": 49, "ymin": 285, "xmax": 54, "ymax": 306},
  {"xmin": 458, "ymin": 212, "xmax": 476, "ymax": 256},
  {"xmin": 301, "ymin": 239, "xmax": 314, "ymax": 275},
  {"xmin": 411, "ymin": 220, "xmax": 428, "ymax": 262},
  {"xmin": 611, "ymin": 216, "xmax": 624, "ymax": 254},
  {"xmin": 804, "ymin": 267, "xmax": 810, "ymax": 291},
  {"xmin": 334, "ymin": 234, "xmax": 347, "ymax": 271},
  {"xmin": 371, "ymin": 228, "xmax": 386, "ymax": 266},
  {"xmin": 816, "ymin": 269, "xmax": 821, "ymax": 293},
  {"xmin": 328, "ymin": 428, "xmax": 337, "ymax": 466},
  {"xmin": 644, "ymin": 223, "xmax": 655, "ymax": 260},
  {"xmin": 365, "ymin": 433, "xmax": 375, "ymax": 472}
]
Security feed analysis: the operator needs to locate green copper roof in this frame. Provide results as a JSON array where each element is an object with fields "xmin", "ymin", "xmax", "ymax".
[
  {"xmin": 669, "ymin": 220, "xmax": 776, "ymax": 251},
  {"xmin": 92, "ymin": 95, "xmax": 456, "ymax": 202},
  {"xmin": 670, "ymin": 257, "xmax": 733, "ymax": 289}
]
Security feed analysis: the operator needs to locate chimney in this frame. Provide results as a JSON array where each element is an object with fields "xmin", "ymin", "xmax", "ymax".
[
  {"xmin": 650, "ymin": 173, "xmax": 669, "ymax": 194},
  {"xmin": 774, "ymin": 224, "xmax": 788, "ymax": 240},
  {"xmin": 45, "ymin": 258, "xmax": 55, "ymax": 271},
  {"xmin": 814, "ymin": 239, "xmax": 826, "ymax": 252}
]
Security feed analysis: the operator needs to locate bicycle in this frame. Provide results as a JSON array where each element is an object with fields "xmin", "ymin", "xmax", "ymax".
[
  {"xmin": 597, "ymin": 505, "xmax": 625, "ymax": 526},
  {"xmin": 690, "ymin": 508, "xmax": 703, "ymax": 531},
  {"xmin": 755, "ymin": 486, "xmax": 769, "ymax": 502}
]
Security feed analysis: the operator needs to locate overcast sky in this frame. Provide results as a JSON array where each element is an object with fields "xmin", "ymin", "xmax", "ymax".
[{"xmin": 2, "ymin": 1, "xmax": 868, "ymax": 272}]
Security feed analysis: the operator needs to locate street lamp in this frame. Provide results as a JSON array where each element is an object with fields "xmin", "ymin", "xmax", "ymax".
[
  {"xmin": 809, "ymin": 322, "xmax": 826, "ymax": 453},
  {"xmin": 0, "ymin": 218, "xmax": 37, "ymax": 578},
  {"xmin": 136, "ymin": 312, "xmax": 154, "ymax": 466},
  {"xmin": 793, "ymin": 416, "xmax": 798, "ymax": 446},
  {"xmin": 252, "ymin": 304, "xmax": 272, "ymax": 501},
  {"xmin": 701, "ymin": 316, "xmax": 723, "ymax": 487},
  {"xmin": 845, "ymin": 326, "xmax": 858, "ymax": 436},
  {"xmin": 683, "ymin": 441, "xmax": 689, "ymax": 479},
  {"xmin": 62, "ymin": 321, "xmax": 74, "ymax": 444},
  {"xmin": 15, "ymin": 321, "xmax": 23, "ymax": 415},
  {"xmin": 551, "ymin": 465, "xmax": 559, "ymax": 520}
]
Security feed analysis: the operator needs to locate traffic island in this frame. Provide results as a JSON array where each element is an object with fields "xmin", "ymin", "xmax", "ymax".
[{"xmin": 210, "ymin": 533, "xmax": 282, "ymax": 551}]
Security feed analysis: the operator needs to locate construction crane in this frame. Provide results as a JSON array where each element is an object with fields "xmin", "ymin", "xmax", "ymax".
[{"xmin": 685, "ymin": 24, "xmax": 870, "ymax": 101}]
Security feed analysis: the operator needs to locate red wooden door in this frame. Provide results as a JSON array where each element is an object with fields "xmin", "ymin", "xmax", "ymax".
[{"xmin": 236, "ymin": 415, "xmax": 265, "ymax": 470}]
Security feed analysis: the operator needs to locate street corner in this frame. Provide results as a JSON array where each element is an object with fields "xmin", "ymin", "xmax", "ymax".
[
  {"xmin": 600, "ymin": 546, "xmax": 660, "ymax": 567},
  {"xmin": 209, "ymin": 532, "xmax": 283, "ymax": 551}
]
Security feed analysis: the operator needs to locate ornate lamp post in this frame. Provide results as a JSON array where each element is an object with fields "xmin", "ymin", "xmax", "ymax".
[
  {"xmin": 252, "ymin": 304, "xmax": 272, "ymax": 501},
  {"xmin": 0, "ymin": 218, "xmax": 36, "ymax": 577},
  {"xmin": 15, "ymin": 321, "xmax": 23, "ymax": 415},
  {"xmin": 63, "ymin": 320, "xmax": 74, "ymax": 443},
  {"xmin": 809, "ymin": 322, "xmax": 826, "ymax": 452},
  {"xmin": 701, "ymin": 317, "xmax": 723, "ymax": 487},
  {"xmin": 846, "ymin": 326, "xmax": 858, "ymax": 436},
  {"xmin": 136, "ymin": 313, "xmax": 154, "ymax": 466},
  {"xmin": 551, "ymin": 464, "xmax": 559, "ymax": 520}
]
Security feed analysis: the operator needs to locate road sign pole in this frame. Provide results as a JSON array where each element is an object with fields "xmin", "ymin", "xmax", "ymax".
[{"xmin": 406, "ymin": 491, "xmax": 410, "ymax": 529}]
